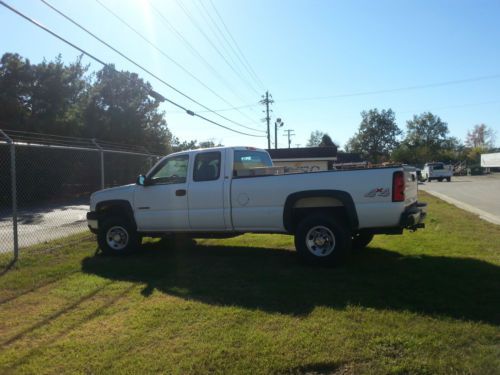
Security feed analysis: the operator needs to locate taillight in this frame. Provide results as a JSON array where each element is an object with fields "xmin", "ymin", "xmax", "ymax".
[{"xmin": 392, "ymin": 171, "xmax": 405, "ymax": 202}]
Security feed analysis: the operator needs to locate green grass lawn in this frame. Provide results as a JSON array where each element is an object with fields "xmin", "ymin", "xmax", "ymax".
[{"xmin": 0, "ymin": 192, "xmax": 499, "ymax": 374}]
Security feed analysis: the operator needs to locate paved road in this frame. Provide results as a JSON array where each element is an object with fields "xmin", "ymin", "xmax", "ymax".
[
  {"xmin": 0, "ymin": 201, "xmax": 89, "ymax": 254},
  {"xmin": 420, "ymin": 173, "xmax": 500, "ymax": 225}
]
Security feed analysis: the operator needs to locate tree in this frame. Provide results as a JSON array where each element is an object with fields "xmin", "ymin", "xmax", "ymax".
[
  {"xmin": 0, "ymin": 53, "xmax": 174, "ymax": 153},
  {"xmin": 405, "ymin": 112, "xmax": 449, "ymax": 149},
  {"xmin": 318, "ymin": 134, "xmax": 337, "ymax": 148},
  {"xmin": 0, "ymin": 53, "xmax": 33, "ymax": 127},
  {"xmin": 465, "ymin": 124, "xmax": 496, "ymax": 149},
  {"xmin": 171, "ymin": 138, "xmax": 223, "ymax": 152},
  {"xmin": 0, "ymin": 53, "xmax": 89, "ymax": 134},
  {"xmin": 81, "ymin": 64, "xmax": 172, "ymax": 153},
  {"xmin": 306, "ymin": 131, "xmax": 337, "ymax": 148},
  {"xmin": 392, "ymin": 112, "xmax": 457, "ymax": 164},
  {"xmin": 345, "ymin": 108, "xmax": 401, "ymax": 163},
  {"xmin": 306, "ymin": 130, "xmax": 324, "ymax": 147}
]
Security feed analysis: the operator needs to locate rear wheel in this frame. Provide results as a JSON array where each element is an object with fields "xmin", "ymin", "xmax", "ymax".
[
  {"xmin": 446, "ymin": 177, "xmax": 451, "ymax": 182},
  {"xmin": 98, "ymin": 216, "xmax": 141, "ymax": 255},
  {"xmin": 438, "ymin": 177, "xmax": 443, "ymax": 182},
  {"xmin": 294, "ymin": 214, "xmax": 351, "ymax": 266}
]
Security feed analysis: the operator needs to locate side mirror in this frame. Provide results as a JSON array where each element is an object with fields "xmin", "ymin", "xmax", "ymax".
[{"xmin": 136, "ymin": 174, "xmax": 147, "ymax": 186}]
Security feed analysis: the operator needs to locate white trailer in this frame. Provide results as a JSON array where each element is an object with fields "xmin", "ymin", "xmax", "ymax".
[{"xmin": 481, "ymin": 153, "xmax": 500, "ymax": 168}]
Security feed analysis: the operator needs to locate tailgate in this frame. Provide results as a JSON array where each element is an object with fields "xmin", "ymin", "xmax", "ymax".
[{"xmin": 403, "ymin": 166, "xmax": 418, "ymax": 206}]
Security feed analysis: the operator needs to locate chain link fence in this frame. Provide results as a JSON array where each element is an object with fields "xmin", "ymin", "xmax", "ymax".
[{"xmin": 0, "ymin": 129, "xmax": 160, "ymax": 259}]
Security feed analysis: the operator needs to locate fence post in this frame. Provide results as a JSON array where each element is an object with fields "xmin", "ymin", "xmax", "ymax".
[
  {"xmin": 0, "ymin": 129, "xmax": 18, "ymax": 261},
  {"xmin": 92, "ymin": 139, "xmax": 105, "ymax": 189}
]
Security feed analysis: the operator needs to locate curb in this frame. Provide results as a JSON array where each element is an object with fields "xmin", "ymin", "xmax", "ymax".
[{"xmin": 422, "ymin": 190, "xmax": 500, "ymax": 226}]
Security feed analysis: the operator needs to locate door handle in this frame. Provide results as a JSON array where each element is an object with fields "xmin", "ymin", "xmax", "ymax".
[{"xmin": 175, "ymin": 189, "xmax": 187, "ymax": 196}]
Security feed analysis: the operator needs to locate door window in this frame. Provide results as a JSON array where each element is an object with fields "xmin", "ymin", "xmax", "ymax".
[
  {"xmin": 193, "ymin": 152, "xmax": 221, "ymax": 182},
  {"xmin": 148, "ymin": 155, "xmax": 189, "ymax": 185}
]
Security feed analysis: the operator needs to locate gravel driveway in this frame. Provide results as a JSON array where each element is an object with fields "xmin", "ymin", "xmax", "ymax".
[{"xmin": 0, "ymin": 201, "xmax": 89, "ymax": 254}]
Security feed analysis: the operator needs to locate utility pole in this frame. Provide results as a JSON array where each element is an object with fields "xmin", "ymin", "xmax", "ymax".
[
  {"xmin": 283, "ymin": 129, "xmax": 295, "ymax": 148},
  {"xmin": 259, "ymin": 91, "xmax": 273, "ymax": 149}
]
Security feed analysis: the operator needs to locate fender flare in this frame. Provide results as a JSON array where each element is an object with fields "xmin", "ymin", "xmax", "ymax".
[
  {"xmin": 95, "ymin": 200, "xmax": 136, "ymax": 229},
  {"xmin": 283, "ymin": 190, "xmax": 359, "ymax": 232}
]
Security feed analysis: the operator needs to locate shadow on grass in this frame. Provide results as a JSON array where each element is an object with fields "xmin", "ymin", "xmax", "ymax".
[{"xmin": 81, "ymin": 241, "xmax": 500, "ymax": 325}]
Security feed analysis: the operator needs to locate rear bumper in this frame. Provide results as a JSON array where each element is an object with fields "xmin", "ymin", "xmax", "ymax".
[
  {"xmin": 87, "ymin": 211, "xmax": 98, "ymax": 234},
  {"xmin": 400, "ymin": 202, "xmax": 427, "ymax": 230}
]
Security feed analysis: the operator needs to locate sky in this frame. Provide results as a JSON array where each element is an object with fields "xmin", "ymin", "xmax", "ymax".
[{"xmin": 1, "ymin": 0, "xmax": 499, "ymax": 150}]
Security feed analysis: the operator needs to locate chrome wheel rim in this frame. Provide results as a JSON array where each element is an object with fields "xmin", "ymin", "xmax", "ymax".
[
  {"xmin": 106, "ymin": 226, "xmax": 129, "ymax": 250},
  {"xmin": 305, "ymin": 225, "xmax": 336, "ymax": 257}
]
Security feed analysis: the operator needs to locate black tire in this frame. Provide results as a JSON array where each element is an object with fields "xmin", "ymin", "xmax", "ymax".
[
  {"xmin": 438, "ymin": 177, "xmax": 443, "ymax": 182},
  {"xmin": 294, "ymin": 214, "xmax": 351, "ymax": 266},
  {"xmin": 352, "ymin": 232, "xmax": 374, "ymax": 250},
  {"xmin": 97, "ymin": 216, "xmax": 141, "ymax": 255},
  {"xmin": 446, "ymin": 177, "xmax": 451, "ymax": 182}
]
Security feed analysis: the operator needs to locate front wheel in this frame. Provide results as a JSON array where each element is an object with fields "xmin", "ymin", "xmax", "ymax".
[
  {"xmin": 97, "ymin": 216, "xmax": 141, "ymax": 255},
  {"xmin": 294, "ymin": 214, "xmax": 351, "ymax": 266}
]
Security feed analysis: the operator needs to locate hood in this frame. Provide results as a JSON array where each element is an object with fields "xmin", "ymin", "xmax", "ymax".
[{"xmin": 90, "ymin": 184, "xmax": 136, "ymax": 211}]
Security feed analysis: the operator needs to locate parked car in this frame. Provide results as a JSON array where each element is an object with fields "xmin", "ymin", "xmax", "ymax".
[
  {"xmin": 421, "ymin": 162, "xmax": 452, "ymax": 182},
  {"xmin": 87, "ymin": 147, "xmax": 426, "ymax": 265}
]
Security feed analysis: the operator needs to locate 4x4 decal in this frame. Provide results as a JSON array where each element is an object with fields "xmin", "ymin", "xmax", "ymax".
[{"xmin": 365, "ymin": 188, "xmax": 390, "ymax": 197}]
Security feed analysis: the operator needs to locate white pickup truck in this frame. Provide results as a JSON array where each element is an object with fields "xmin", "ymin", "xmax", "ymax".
[
  {"xmin": 87, "ymin": 146, "xmax": 426, "ymax": 265},
  {"xmin": 421, "ymin": 162, "xmax": 453, "ymax": 182}
]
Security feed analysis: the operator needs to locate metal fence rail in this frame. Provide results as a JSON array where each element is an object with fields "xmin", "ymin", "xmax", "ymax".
[{"xmin": 0, "ymin": 129, "xmax": 160, "ymax": 259}]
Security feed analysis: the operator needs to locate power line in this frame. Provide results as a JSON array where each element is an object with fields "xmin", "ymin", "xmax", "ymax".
[
  {"xmin": 174, "ymin": 0, "xmax": 261, "ymax": 97},
  {"xmin": 195, "ymin": 0, "xmax": 262, "ymax": 93},
  {"xmin": 40, "ymin": 0, "xmax": 265, "ymax": 134},
  {"xmin": 398, "ymin": 98, "xmax": 500, "ymax": 115},
  {"xmin": 146, "ymin": 0, "xmax": 261, "ymax": 119},
  {"xmin": 193, "ymin": 73, "xmax": 500, "ymax": 112},
  {"xmin": 0, "ymin": 0, "xmax": 265, "ymax": 138},
  {"xmin": 278, "ymin": 74, "xmax": 500, "ymax": 103},
  {"xmin": 92, "ymin": 0, "xmax": 264, "ymax": 133},
  {"xmin": 192, "ymin": 0, "xmax": 246, "ymax": 82},
  {"xmin": 208, "ymin": 0, "xmax": 266, "ymax": 91}
]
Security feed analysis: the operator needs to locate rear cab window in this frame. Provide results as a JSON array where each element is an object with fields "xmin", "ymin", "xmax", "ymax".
[
  {"xmin": 233, "ymin": 150, "xmax": 273, "ymax": 177},
  {"xmin": 429, "ymin": 163, "xmax": 444, "ymax": 170}
]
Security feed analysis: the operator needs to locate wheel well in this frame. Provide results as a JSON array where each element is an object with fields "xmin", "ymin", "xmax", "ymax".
[
  {"xmin": 291, "ymin": 207, "xmax": 350, "ymax": 233},
  {"xmin": 283, "ymin": 190, "xmax": 359, "ymax": 233},
  {"xmin": 95, "ymin": 200, "xmax": 136, "ymax": 229}
]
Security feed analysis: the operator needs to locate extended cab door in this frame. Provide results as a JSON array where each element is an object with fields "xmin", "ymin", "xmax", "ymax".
[
  {"xmin": 187, "ymin": 150, "xmax": 227, "ymax": 230},
  {"xmin": 134, "ymin": 154, "xmax": 190, "ymax": 231}
]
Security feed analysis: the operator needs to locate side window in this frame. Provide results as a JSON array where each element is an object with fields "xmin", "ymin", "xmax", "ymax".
[
  {"xmin": 193, "ymin": 152, "xmax": 221, "ymax": 182},
  {"xmin": 149, "ymin": 155, "xmax": 189, "ymax": 185},
  {"xmin": 233, "ymin": 150, "xmax": 273, "ymax": 177}
]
